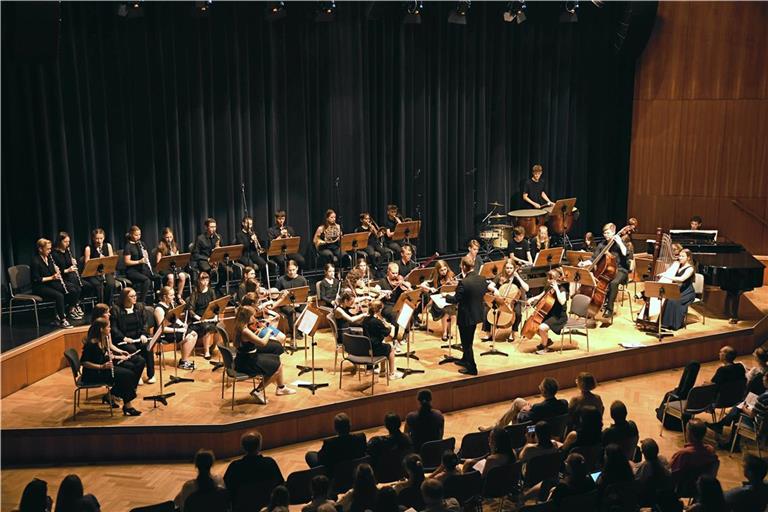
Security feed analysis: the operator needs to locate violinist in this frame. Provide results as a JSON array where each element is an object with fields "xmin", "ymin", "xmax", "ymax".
[
  {"xmin": 522, "ymin": 164, "xmax": 554, "ymax": 209},
  {"xmin": 333, "ymin": 290, "xmax": 367, "ymax": 346},
  {"xmin": 267, "ymin": 210, "xmax": 306, "ymax": 272},
  {"xmin": 580, "ymin": 223, "xmax": 630, "ymax": 320},
  {"xmin": 317, "ymin": 263, "xmax": 341, "ymax": 309},
  {"xmin": 508, "ymin": 227, "xmax": 533, "ymax": 266},
  {"xmin": 192, "ymin": 218, "xmax": 222, "ymax": 284},
  {"xmin": 482, "ymin": 258, "xmax": 530, "ymax": 342},
  {"xmin": 384, "ymin": 204, "xmax": 417, "ymax": 255},
  {"xmin": 355, "ymin": 212, "xmax": 393, "ymax": 269},
  {"xmin": 313, "ymin": 209, "xmax": 346, "ymax": 267},
  {"xmin": 361, "ymin": 300, "xmax": 404, "ymax": 380},
  {"xmin": 154, "ymin": 286, "xmax": 197, "ymax": 370},
  {"xmin": 274, "ymin": 259, "xmax": 308, "ymax": 341},
  {"xmin": 82, "ymin": 228, "xmax": 117, "ymax": 306},
  {"xmin": 235, "ymin": 216, "xmax": 277, "ymax": 279},
  {"xmin": 155, "ymin": 227, "xmax": 189, "ymax": 300},
  {"xmin": 397, "ymin": 244, "xmax": 418, "ymax": 278},
  {"xmin": 52, "ymin": 232, "xmax": 84, "ymax": 319},
  {"xmin": 526, "ymin": 269, "xmax": 568, "ymax": 354},
  {"xmin": 379, "ymin": 262, "xmax": 412, "ymax": 346},
  {"xmin": 124, "ymin": 225, "xmax": 155, "ymax": 304},
  {"xmin": 419, "ymin": 260, "xmax": 457, "ymax": 342},
  {"xmin": 237, "ymin": 295, "xmax": 288, "ymax": 349}
]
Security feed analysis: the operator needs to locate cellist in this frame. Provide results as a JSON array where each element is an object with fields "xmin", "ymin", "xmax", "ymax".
[
  {"xmin": 525, "ymin": 269, "xmax": 568, "ymax": 353},
  {"xmin": 481, "ymin": 258, "xmax": 530, "ymax": 343}
]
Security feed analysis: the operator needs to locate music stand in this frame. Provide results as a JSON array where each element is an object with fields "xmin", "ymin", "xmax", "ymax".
[
  {"xmin": 199, "ymin": 295, "xmax": 232, "ymax": 370},
  {"xmin": 481, "ymin": 293, "xmax": 509, "ymax": 357},
  {"xmin": 341, "ymin": 232, "xmax": 371, "ymax": 268},
  {"xmin": 533, "ymin": 248, "xmax": 564, "ymax": 269},
  {"xmin": 161, "ymin": 303, "xmax": 194, "ymax": 385},
  {"xmin": 273, "ymin": 285, "xmax": 310, "ymax": 354},
  {"xmin": 295, "ymin": 303, "xmax": 329, "ymax": 394},
  {"xmin": 81, "ymin": 256, "xmax": 119, "ymax": 304},
  {"xmin": 143, "ymin": 314, "xmax": 178, "ymax": 408},
  {"xmin": 394, "ymin": 289, "xmax": 424, "ymax": 377},
  {"xmin": 267, "ymin": 236, "xmax": 301, "ymax": 266},
  {"xmin": 549, "ymin": 197, "xmax": 577, "ymax": 248},
  {"xmin": 405, "ymin": 268, "xmax": 433, "ymax": 327},
  {"xmin": 479, "ymin": 260, "xmax": 506, "ymax": 279},
  {"xmin": 435, "ymin": 284, "xmax": 461, "ymax": 363},
  {"xmin": 643, "ymin": 281, "xmax": 681, "ymax": 341},
  {"xmin": 565, "ymin": 251, "xmax": 592, "ymax": 267},
  {"xmin": 210, "ymin": 245, "xmax": 244, "ymax": 297},
  {"xmin": 392, "ymin": 220, "xmax": 421, "ymax": 249}
]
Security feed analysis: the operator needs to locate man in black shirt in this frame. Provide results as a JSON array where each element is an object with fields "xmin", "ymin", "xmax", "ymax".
[
  {"xmin": 383, "ymin": 204, "xmax": 418, "ymax": 256},
  {"xmin": 397, "ymin": 244, "xmax": 418, "ymax": 278},
  {"xmin": 224, "ymin": 431, "xmax": 284, "ymax": 510},
  {"xmin": 305, "ymin": 413, "xmax": 367, "ymax": 477},
  {"xmin": 444, "ymin": 257, "xmax": 488, "ymax": 375},
  {"xmin": 581, "ymin": 223, "xmax": 630, "ymax": 319},
  {"xmin": 508, "ymin": 227, "xmax": 533, "ymax": 265},
  {"xmin": 710, "ymin": 345, "xmax": 747, "ymax": 390},
  {"xmin": 192, "ymin": 218, "xmax": 222, "ymax": 281},
  {"xmin": 234, "ymin": 216, "xmax": 277, "ymax": 283},
  {"xmin": 366, "ymin": 412, "xmax": 413, "ymax": 467},
  {"xmin": 266, "ymin": 210, "xmax": 306, "ymax": 273},
  {"xmin": 602, "ymin": 400, "xmax": 639, "ymax": 453},
  {"xmin": 522, "ymin": 164, "xmax": 554, "ymax": 209},
  {"xmin": 274, "ymin": 259, "xmax": 308, "ymax": 341}
]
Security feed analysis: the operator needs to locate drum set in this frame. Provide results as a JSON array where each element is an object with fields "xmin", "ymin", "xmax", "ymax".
[{"xmin": 479, "ymin": 200, "xmax": 579, "ymax": 253}]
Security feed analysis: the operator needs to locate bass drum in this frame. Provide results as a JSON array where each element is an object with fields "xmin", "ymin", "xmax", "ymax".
[{"xmin": 543, "ymin": 206, "xmax": 580, "ymax": 235}]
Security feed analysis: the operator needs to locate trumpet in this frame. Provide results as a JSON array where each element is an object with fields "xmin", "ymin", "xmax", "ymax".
[
  {"xmin": 248, "ymin": 229, "xmax": 265, "ymax": 254},
  {"xmin": 278, "ymin": 226, "xmax": 289, "ymax": 239},
  {"xmin": 368, "ymin": 218, "xmax": 387, "ymax": 239}
]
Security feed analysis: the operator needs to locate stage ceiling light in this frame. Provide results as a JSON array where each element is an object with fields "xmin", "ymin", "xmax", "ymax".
[
  {"xmin": 503, "ymin": 1, "xmax": 526, "ymax": 24},
  {"xmin": 265, "ymin": 1, "xmax": 287, "ymax": 21},
  {"xmin": 315, "ymin": 1, "xmax": 337, "ymax": 22},
  {"xmin": 403, "ymin": 1, "xmax": 423, "ymax": 24},
  {"xmin": 560, "ymin": 1, "xmax": 579, "ymax": 23},
  {"xmin": 448, "ymin": 1, "xmax": 470, "ymax": 25}
]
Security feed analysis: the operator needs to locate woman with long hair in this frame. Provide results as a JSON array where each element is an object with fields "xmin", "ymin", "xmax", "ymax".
[
  {"xmin": 82, "ymin": 228, "xmax": 117, "ymax": 306},
  {"xmin": 154, "ymin": 286, "xmax": 198, "ymax": 370},
  {"xmin": 30, "ymin": 238, "xmax": 80, "ymax": 328},
  {"xmin": 337, "ymin": 463, "xmax": 378, "ymax": 512},
  {"xmin": 175, "ymin": 449, "xmax": 226, "ymax": 512},
  {"xmin": 660, "ymin": 248, "xmax": 697, "ymax": 330},
  {"xmin": 419, "ymin": 260, "xmax": 458, "ymax": 341},
  {"xmin": 123, "ymin": 225, "xmax": 155, "ymax": 304},
  {"xmin": 361, "ymin": 300, "xmax": 403, "ymax": 380},
  {"xmin": 51, "ymin": 232, "xmax": 84, "ymax": 319},
  {"xmin": 462, "ymin": 427, "xmax": 516, "ymax": 477},
  {"xmin": 110, "ymin": 287, "xmax": 155, "ymax": 383},
  {"xmin": 313, "ymin": 209, "xmax": 346, "ymax": 267},
  {"xmin": 155, "ymin": 227, "xmax": 189, "ymax": 300},
  {"xmin": 186, "ymin": 272, "xmax": 221, "ymax": 360}
]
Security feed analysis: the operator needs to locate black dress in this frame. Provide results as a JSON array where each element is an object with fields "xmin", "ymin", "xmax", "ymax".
[
  {"xmin": 187, "ymin": 288, "xmax": 221, "ymax": 335},
  {"xmin": 80, "ymin": 340, "xmax": 144, "ymax": 402},
  {"xmin": 83, "ymin": 242, "xmax": 116, "ymax": 305},
  {"xmin": 124, "ymin": 241, "xmax": 154, "ymax": 304},
  {"xmin": 661, "ymin": 265, "xmax": 696, "ymax": 330},
  {"xmin": 234, "ymin": 331, "xmax": 281, "ymax": 378},
  {"xmin": 541, "ymin": 285, "xmax": 568, "ymax": 334},
  {"xmin": 361, "ymin": 316, "xmax": 393, "ymax": 357},
  {"xmin": 427, "ymin": 278, "xmax": 457, "ymax": 320},
  {"xmin": 156, "ymin": 302, "xmax": 185, "ymax": 343}
]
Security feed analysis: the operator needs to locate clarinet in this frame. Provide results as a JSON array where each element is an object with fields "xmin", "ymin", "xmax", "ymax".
[
  {"xmin": 138, "ymin": 241, "xmax": 152, "ymax": 273},
  {"xmin": 67, "ymin": 247, "xmax": 84, "ymax": 287},
  {"xmin": 105, "ymin": 333, "xmax": 115, "ymax": 379},
  {"xmin": 51, "ymin": 258, "xmax": 68, "ymax": 293}
]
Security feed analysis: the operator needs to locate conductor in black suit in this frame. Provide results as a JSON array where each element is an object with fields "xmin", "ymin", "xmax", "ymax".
[
  {"xmin": 305, "ymin": 412, "xmax": 367, "ymax": 477},
  {"xmin": 444, "ymin": 256, "xmax": 489, "ymax": 376}
]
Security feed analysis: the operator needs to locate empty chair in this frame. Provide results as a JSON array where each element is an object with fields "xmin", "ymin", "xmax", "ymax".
[
  {"xmin": 481, "ymin": 462, "xmax": 523, "ymax": 512},
  {"xmin": 712, "ymin": 379, "xmax": 747, "ymax": 420},
  {"xmin": 420, "ymin": 437, "xmax": 456, "ymax": 471},
  {"xmin": 458, "ymin": 430, "xmax": 490, "ymax": 460},
  {"xmin": 8, "ymin": 264, "xmax": 46, "ymax": 335},
  {"xmin": 546, "ymin": 413, "xmax": 570, "ymax": 442},
  {"xmin": 339, "ymin": 333, "xmax": 389, "ymax": 395},
  {"xmin": 658, "ymin": 384, "xmax": 718, "ymax": 441},
  {"xmin": 561, "ymin": 293, "xmax": 592, "ymax": 352},
  {"xmin": 730, "ymin": 414, "xmax": 767, "ymax": 457}
]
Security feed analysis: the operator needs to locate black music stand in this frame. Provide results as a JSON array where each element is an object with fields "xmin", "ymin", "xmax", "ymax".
[
  {"xmin": 643, "ymin": 281, "xmax": 680, "ymax": 341},
  {"xmin": 435, "ymin": 284, "xmax": 460, "ymax": 363},
  {"xmin": 533, "ymin": 248, "xmax": 564, "ymax": 269},
  {"xmin": 81, "ymin": 256, "xmax": 119, "ymax": 304},
  {"xmin": 548, "ymin": 197, "xmax": 577, "ymax": 248},
  {"xmin": 267, "ymin": 236, "xmax": 301, "ymax": 272},
  {"xmin": 273, "ymin": 285, "xmax": 310, "ymax": 354},
  {"xmin": 156, "ymin": 253, "xmax": 191, "ymax": 294},
  {"xmin": 198, "ymin": 295, "xmax": 232, "ymax": 370},
  {"xmin": 479, "ymin": 260, "xmax": 506, "ymax": 280},
  {"xmin": 210, "ymin": 245, "xmax": 243, "ymax": 298},
  {"xmin": 394, "ymin": 289, "xmax": 424, "ymax": 377},
  {"xmin": 143, "ymin": 320, "xmax": 177, "ymax": 408},
  {"xmin": 295, "ymin": 303, "xmax": 329, "ymax": 394},
  {"xmin": 481, "ymin": 293, "xmax": 510, "ymax": 357},
  {"xmin": 392, "ymin": 220, "xmax": 421, "ymax": 250},
  {"xmin": 341, "ymin": 232, "xmax": 371, "ymax": 268}
]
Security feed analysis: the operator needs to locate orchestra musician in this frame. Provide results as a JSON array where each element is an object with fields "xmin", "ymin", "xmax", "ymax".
[
  {"xmin": 379, "ymin": 262, "xmax": 412, "ymax": 346},
  {"xmin": 80, "ymin": 318, "xmax": 143, "ymax": 416},
  {"xmin": 333, "ymin": 290, "xmax": 367, "ymax": 346},
  {"xmin": 52, "ymin": 232, "xmax": 84, "ymax": 319},
  {"xmin": 123, "ymin": 225, "xmax": 155, "ymax": 304},
  {"xmin": 233, "ymin": 305, "xmax": 296, "ymax": 405},
  {"xmin": 481, "ymin": 258, "xmax": 530, "ymax": 343},
  {"xmin": 522, "ymin": 164, "xmax": 554, "ymax": 209},
  {"xmin": 267, "ymin": 210, "xmax": 306, "ymax": 272},
  {"xmin": 155, "ymin": 227, "xmax": 189, "ymax": 300},
  {"xmin": 110, "ymin": 287, "xmax": 155, "ymax": 384},
  {"xmin": 83, "ymin": 228, "xmax": 117, "ymax": 306},
  {"xmin": 659, "ymin": 249, "xmax": 696, "ymax": 331},
  {"xmin": 530, "ymin": 225, "xmax": 551, "ymax": 262},
  {"xmin": 361, "ymin": 300, "xmax": 404, "ymax": 380},
  {"xmin": 317, "ymin": 263, "xmax": 341, "ymax": 309},
  {"xmin": 418, "ymin": 260, "xmax": 458, "ymax": 342},
  {"xmin": 383, "ymin": 204, "xmax": 417, "ymax": 255},
  {"xmin": 236, "ymin": 266, "xmax": 260, "ymax": 304},
  {"xmin": 313, "ymin": 209, "xmax": 346, "ymax": 267},
  {"xmin": 30, "ymin": 238, "xmax": 80, "ymax": 328},
  {"xmin": 583, "ymin": 231, "xmax": 596, "ymax": 252},
  {"xmin": 526, "ymin": 269, "xmax": 569, "ymax": 354},
  {"xmin": 355, "ymin": 212, "xmax": 393, "ymax": 270},
  {"xmin": 508, "ymin": 227, "xmax": 533, "ymax": 266},
  {"xmin": 235, "ymin": 216, "xmax": 277, "ymax": 280},
  {"xmin": 154, "ymin": 286, "xmax": 197, "ymax": 370},
  {"xmin": 467, "ymin": 239, "xmax": 483, "ymax": 273},
  {"xmin": 192, "ymin": 218, "xmax": 222, "ymax": 284},
  {"xmin": 186, "ymin": 272, "xmax": 221, "ymax": 360},
  {"xmin": 273, "ymin": 259, "xmax": 308, "ymax": 341},
  {"xmin": 690, "ymin": 216, "xmax": 703, "ymax": 230},
  {"xmin": 580, "ymin": 223, "xmax": 630, "ymax": 320},
  {"xmin": 236, "ymin": 294, "xmax": 288, "ymax": 350},
  {"xmin": 397, "ymin": 244, "xmax": 418, "ymax": 278},
  {"xmin": 443, "ymin": 256, "xmax": 488, "ymax": 376}
]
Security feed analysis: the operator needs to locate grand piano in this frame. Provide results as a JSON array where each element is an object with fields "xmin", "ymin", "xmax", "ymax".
[{"xmin": 647, "ymin": 232, "xmax": 765, "ymax": 323}]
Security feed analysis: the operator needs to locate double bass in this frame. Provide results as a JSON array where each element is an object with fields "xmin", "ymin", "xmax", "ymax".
[{"xmin": 583, "ymin": 224, "xmax": 636, "ymax": 318}]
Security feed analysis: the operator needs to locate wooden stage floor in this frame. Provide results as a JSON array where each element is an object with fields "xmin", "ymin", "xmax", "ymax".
[{"xmin": 2, "ymin": 289, "xmax": 766, "ymax": 466}]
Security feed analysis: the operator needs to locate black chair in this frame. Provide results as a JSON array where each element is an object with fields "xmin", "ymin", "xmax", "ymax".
[
  {"xmin": 128, "ymin": 502, "xmax": 175, "ymax": 512},
  {"xmin": 458, "ymin": 430, "xmax": 490, "ymax": 460},
  {"xmin": 63, "ymin": 348, "xmax": 114, "ymax": 419},
  {"xmin": 373, "ymin": 446, "xmax": 409, "ymax": 484},
  {"xmin": 559, "ymin": 489, "xmax": 598, "ymax": 509},
  {"xmin": 545, "ymin": 413, "xmax": 570, "ymax": 442},
  {"xmin": 185, "ymin": 487, "xmax": 229, "ymax": 512},
  {"xmin": 731, "ymin": 413, "xmax": 767, "ymax": 457},
  {"xmin": 7, "ymin": 264, "xmax": 49, "ymax": 335},
  {"xmin": 481, "ymin": 462, "xmax": 523, "ymax": 512},
  {"xmin": 659, "ymin": 383, "xmax": 718, "ymax": 441},
  {"xmin": 217, "ymin": 344, "xmax": 264, "ymax": 410},
  {"xmin": 339, "ymin": 333, "xmax": 389, "ymax": 395},
  {"xmin": 232, "ymin": 481, "xmax": 279, "ymax": 512},
  {"xmin": 287, "ymin": 465, "xmax": 327, "ymax": 505},
  {"xmin": 397, "ymin": 484, "xmax": 425, "ymax": 511},
  {"xmin": 569, "ymin": 444, "xmax": 603, "ymax": 473},
  {"xmin": 713, "ymin": 379, "xmax": 747, "ymax": 420},
  {"xmin": 505, "ymin": 421, "xmax": 532, "ymax": 451},
  {"xmin": 331, "ymin": 455, "xmax": 371, "ymax": 494},
  {"xmin": 443, "ymin": 470, "xmax": 483, "ymax": 506},
  {"xmin": 420, "ymin": 437, "xmax": 456, "ymax": 471},
  {"xmin": 522, "ymin": 451, "xmax": 563, "ymax": 490}
]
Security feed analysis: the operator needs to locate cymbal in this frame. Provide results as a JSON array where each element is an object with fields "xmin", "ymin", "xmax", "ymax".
[
  {"xmin": 489, "ymin": 201, "xmax": 503, "ymax": 207},
  {"xmin": 488, "ymin": 214, "xmax": 507, "ymax": 220}
]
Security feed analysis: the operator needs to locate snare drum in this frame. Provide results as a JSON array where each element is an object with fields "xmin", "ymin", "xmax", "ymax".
[
  {"xmin": 543, "ymin": 206, "xmax": 580, "ymax": 235},
  {"xmin": 490, "ymin": 224, "xmax": 513, "ymax": 249},
  {"xmin": 479, "ymin": 229, "xmax": 500, "ymax": 240},
  {"xmin": 507, "ymin": 209, "xmax": 547, "ymax": 237}
]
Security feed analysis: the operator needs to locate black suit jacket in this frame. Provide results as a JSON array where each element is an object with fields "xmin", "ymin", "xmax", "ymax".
[
  {"xmin": 446, "ymin": 272, "xmax": 487, "ymax": 326},
  {"xmin": 318, "ymin": 432, "xmax": 367, "ymax": 472}
]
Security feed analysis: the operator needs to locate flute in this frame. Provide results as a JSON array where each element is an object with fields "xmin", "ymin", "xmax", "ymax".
[{"xmin": 105, "ymin": 334, "xmax": 115, "ymax": 379}]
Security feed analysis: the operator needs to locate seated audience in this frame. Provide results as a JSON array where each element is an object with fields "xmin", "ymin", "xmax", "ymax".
[
  {"xmin": 670, "ymin": 420, "xmax": 719, "ymax": 479},
  {"xmin": 596, "ymin": 444, "xmax": 635, "ymax": 505},
  {"xmin": 421, "ymin": 479, "xmax": 460, "ymax": 512},
  {"xmin": 519, "ymin": 421, "xmax": 562, "ymax": 463},
  {"xmin": 707, "ymin": 372, "xmax": 768, "ymax": 449},
  {"xmin": 260, "ymin": 485, "xmax": 289, "ymax": 512},
  {"xmin": 367, "ymin": 412, "xmax": 413, "ymax": 466},
  {"xmin": 461, "ymin": 427, "xmax": 516, "ymax": 477},
  {"xmin": 306, "ymin": 413, "xmax": 367, "ymax": 477},
  {"xmin": 336, "ymin": 463, "xmax": 378, "ymax": 512},
  {"xmin": 405, "ymin": 388, "xmax": 445, "ymax": 451},
  {"xmin": 393, "ymin": 454, "xmax": 426, "ymax": 510},
  {"xmin": 709, "ymin": 345, "xmax": 746, "ymax": 391},
  {"xmin": 54, "ymin": 474, "xmax": 100, "ymax": 512},
  {"xmin": 428, "ymin": 451, "xmax": 460, "ymax": 483},
  {"xmin": 17, "ymin": 478, "xmax": 52, "ymax": 512},
  {"xmin": 372, "ymin": 486, "xmax": 399, "ymax": 512},
  {"xmin": 301, "ymin": 475, "xmax": 334, "ymax": 512},
  {"xmin": 746, "ymin": 347, "xmax": 768, "ymax": 394},
  {"xmin": 485, "ymin": 378, "xmax": 568, "ymax": 428},
  {"xmin": 568, "ymin": 372, "xmax": 604, "ymax": 428},
  {"xmin": 562, "ymin": 405, "xmax": 603, "ymax": 452},
  {"xmin": 687, "ymin": 475, "xmax": 728, "ymax": 512},
  {"xmin": 224, "ymin": 431, "xmax": 284, "ymax": 507},
  {"xmin": 634, "ymin": 438, "xmax": 675, "ymax": 508},
  {"xmin": 176, "ymin": 449, "xmax": 225, "ymax": 512},
  {"xmin": 602, "ymin": 400, "xmax": 639, "ymax": 459},
  {"xmin": 724, "ymin": 454, "xmax": 768, "ymax": 512},
  {"xmin": 546, "ymin": 453, "xmax": 596, "ymax": 505}
]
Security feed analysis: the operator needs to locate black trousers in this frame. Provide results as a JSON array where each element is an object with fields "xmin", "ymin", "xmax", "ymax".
[
  {"xmin": 278, "ymin": 304, "xmax": 306, "ymax": 337},
  {"xmin": 83, "ymin": 356, "xmax": 144, "ymax": 403},
  {"xmin": 33, "ymin": 282, "xmax": 78, "ymax": 318},
  {"xmin": 317, "ymin": 244, "xmax": 347, "ymax": 267},
  {"xmin": 604, "ymin": 268, "xmax": 629, "ymax": 314},
  {"xmin": 126, "ymin": 266, "xmax": 154, "ymax": 304},
  {"xmin": 119, "ymin": 340, "xmax": 154, "ymax": 379},
  {"xmin": 458, "ymin": 323, "xmax": 478, "ymax": 372},
  {"xmin": 84, "ymin": 274, "xmax": 116, "ymax": 306}
]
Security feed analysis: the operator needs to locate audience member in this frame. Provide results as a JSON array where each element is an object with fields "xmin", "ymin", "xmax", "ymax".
[
  {"xmin": 301, "ymin": 475, "xmax": 334, "ymax": 512},
  {"xmin": 707, "ymin": 372, "xmax": 768, "ymax": 449},
  {"xmin": 175, "ymin": 449, "xmax": 225, "ymax": 512},
  {"xmin": 709, "ymin": 345, "xmax": 746, "ymax": 390},
  {"xmin": 486, "ymin": 378, "xmax": 568, "ymax": 428},
  {"xmin": 336, "ymin": 463, "xmax": 378, "ymax": 512},
  {"xmin": 602, "ymin": 400, "xmax": 639, "ymax": 459},
  {"xmin": 546, "ymin": 453, "xmax": 596, "ymax": 505},
  {"xmin": 405, "ymin": 389, "xmax": 445, "ymax": 451},
  {"xmin": 461, "ymin": 427, "xmax": 515, "ymax": 477},
  {"xmin": 367, "ymin": 412, "xmax": 413, "ymax": 466},
  {"xmin": 568, "ymin": 372, "xmax": 604, "ymax": 427},
  {"xmin": 260, "ymin": 485, "xmax": 289, "ymax": 512},
  {"xmin": 316, "ymin": 504, "xmax": 336, "ymax": 512},
  {"xmin": 596, "ymin": 444, "xmax": 634, "ymax": 505},
  {"xmin": 421, "ymin": 479, "xmax": 460, "ymax": 512},
  {"xmin": 686, "ymin": 475, "xmax": 728, "ymax": 512},
  {"xmin": 224, "ymin": 431, "xmax": 284, "ymax": 508},
  {"xmin": 670, "ymin": 420, "xmax": 719, "ymax": 478},
  {"xmin": 634, "ymin": 438, "xmax": 674, "ymax": 508},
  {"xmin": 562, "ymin": 405, "xmax": 603, "ymax": 451},
  {"xmin": 519, "ymin": 421, "xmax": 562, "ymax": 463},
  {"xmin": 724, "ymin": 454, "xmax": 768, "ymax": 512},
  {"xmin": 54, "ymin": 474, "xmax": 100, "ymax": 512},
  {"xmin": 17, "ymin": 478, "xmax": 52, "ymax": 512},
  {"xmin": 393, "ymin": 454, "xmax": 427, "ymax": 507},
  {"xmin": 305, "ymin": 413, "xmax": 367, "ymax": 476},
  {"xmin": 746, "ymin": 347, "xmax": 768, "ymax": 394},
  {"xmin": 373, "ymin": 487, "xmax": 400, "ymax": 512},
  {"xmin": 428, "ymin": 451, "xmax": 460, "ymax": 483}
]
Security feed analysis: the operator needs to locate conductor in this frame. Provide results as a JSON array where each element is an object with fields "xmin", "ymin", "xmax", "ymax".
[{"xmin": 444, "ymin": 256, "xmax": 488, "ymax": 376}]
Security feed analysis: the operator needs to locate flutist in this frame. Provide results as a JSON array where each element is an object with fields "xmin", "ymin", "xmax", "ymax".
[
  {"xmin": 30, "ymin": 238, "xmax": 80, "ymax": 328},
  {"xmin": 52, "ymin": 232, "xmax": 84, "ymax": 319}
]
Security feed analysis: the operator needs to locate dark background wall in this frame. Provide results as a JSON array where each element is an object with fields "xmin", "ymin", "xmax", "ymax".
[
  {"xmin": 1, "ymin": 1, "xmax": 651, "ymax": 271},
  {"xmin": 628, "ymin": 1, "xmax": 768, "ymax": 255}
]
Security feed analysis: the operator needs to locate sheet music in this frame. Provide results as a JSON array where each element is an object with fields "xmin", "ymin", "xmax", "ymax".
[
  {"xmin": 298, "ymin": 309, "xmax": 319, "ymax": 335},
  {"xmin": 430, "ymin": 293, "xmax": 448, "ymax": 310},
  {"xmin": 397, "ymin": 303, "xmax": 414, "ymax": 329},
  {"xmin": 739, "ymin": 392, "xmax": 760, "ymax": 410}
]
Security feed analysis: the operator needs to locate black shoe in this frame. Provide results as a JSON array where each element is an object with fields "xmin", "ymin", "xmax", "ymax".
[
  {"xmin": 706, "ymin": 422, "xmax": 723, "ymax": 434},
  {"xmin": 459, "ymin": 368, "xmax": 478, "ymax": 376},
  {"xmin": 122, "ymin": 406, "xmax": 141, "ymax": 416},
  {"xmin": 454, "ymin": 360, "xmax": 468, "ymax": 367},
  {"xmin": 102, "ymin": 395, "xmax": 119, "ymax": 408}
]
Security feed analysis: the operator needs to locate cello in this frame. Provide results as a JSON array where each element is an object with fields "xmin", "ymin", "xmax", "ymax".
[
  {"xmin": 584, "ymin": 224, "xmax": 636, "ymax": 318},
  {"xmin": 521, "ymin": 269, "xmax": 563, "ymax": 339},
  {"xmin": 486, "ymin": 266, "xmax": 522, "ymax": 330}
]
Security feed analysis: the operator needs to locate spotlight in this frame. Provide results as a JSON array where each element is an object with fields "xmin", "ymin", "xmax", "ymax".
[
  {"xmin": 193, "ymin": 1, "xmax": 212, "ymax": 17},
  {"xmin": 315, "ymin": 1, "xmax": 336, "ymax": 22},
  {"xmin": 265, "ymin": 1, "xmax": 287, "ymax": 22},
  {"xmin": 503, "ymin": 1, "xmax": 526, "ymax": 24},
  {"xmin": 116, "ymin": 1, "xmax": 143, "ymax": 18},
  {"xmin": 448, "ymin": 1, "xmax": 470, "ymax": 25},
  {"xmin": 560, "ymin": 1, "xmax": 579, "ymax": 23},
  {"xmin": 403, "ymin": 1, "xmax": 423, "ymax": 24}
]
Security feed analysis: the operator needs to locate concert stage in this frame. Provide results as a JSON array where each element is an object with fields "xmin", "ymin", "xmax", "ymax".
[{"xmin": 2, "ymin": 289, "xmax": 766, "ymax": 467}]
